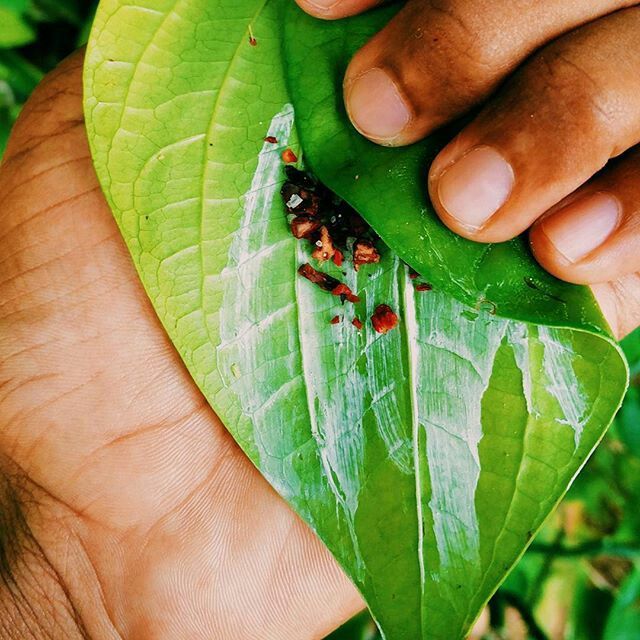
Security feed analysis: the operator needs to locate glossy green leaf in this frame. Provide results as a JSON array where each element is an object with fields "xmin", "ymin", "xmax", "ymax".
[{"xmin": 84, "ymin": 1, "xmax": 628, "ymax": 639}]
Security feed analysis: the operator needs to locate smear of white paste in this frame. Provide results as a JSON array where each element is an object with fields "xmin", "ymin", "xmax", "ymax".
[
  {"xmin": 402, "ymin": 265, "xmax": 426, "ymax": 608},
  {"xmin": 364, "ymin": 255, "xmax": 413, "ymax": 475},
  {"xmin": 294, "ymin": 241, "xmax": 367, "ymax": 579},
  {"xmin": 216, "ymin": 104, "xmax": 304, "ymax": 503},
  {"xmin": 538, "ymin": 326, "xmax": 587, "ymax": 447},
  {"xmin": 507, "ymin": 323, "xmax": 535, "ymax": 415},
  {"xmin": 413, "ymin": 291, "xmax": 508, "ymax": 576},
  {"xmin": 216, "ymin": 104, "xmax": 367, "ymax": 575}
]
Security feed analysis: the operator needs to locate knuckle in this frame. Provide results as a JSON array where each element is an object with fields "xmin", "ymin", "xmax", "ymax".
[
  {"xmin": 423, "ymin": 0, "xmax": 505, "ymax": 69},
  {"xmin": 525, "ymin": 47, "xmax": 618, "ymax": 144},
  {"xmin": 392, "ymin": 0, "xmax": 516, "ymax": 113}
]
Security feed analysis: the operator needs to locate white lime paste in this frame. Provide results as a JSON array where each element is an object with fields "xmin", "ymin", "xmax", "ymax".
[{"xmin": 216, "ymin": 106, "xmax": 587, "ymax": 589}]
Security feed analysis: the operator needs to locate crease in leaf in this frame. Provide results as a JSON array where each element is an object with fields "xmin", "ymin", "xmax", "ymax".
[{"xmin": 83, "ymin": 1, "xmax": 629, "ymax": 638}]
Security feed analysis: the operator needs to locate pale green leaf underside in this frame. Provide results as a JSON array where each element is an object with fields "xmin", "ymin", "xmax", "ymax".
[{"xmin": 84, "ymin": 1, "xmax": 628, "ymax": 638}]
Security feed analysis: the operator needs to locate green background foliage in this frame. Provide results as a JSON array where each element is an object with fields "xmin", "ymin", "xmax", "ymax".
[
  {"xmin": 0, "ymin": 0, "xmax": 97, "ymax": 155},
  {"xmin": 2, "ymin": 3, "xmax": 640, "ymax": 638}
]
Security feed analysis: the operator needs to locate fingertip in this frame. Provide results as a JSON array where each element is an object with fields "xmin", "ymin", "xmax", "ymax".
[
  {"xmin": 294, "ymin": 0, "xmax": 377, "ymax": 20},
  {"xmin": 529, "ymin": 192, "xmax": 622, "ymax": 285},
  {"xmin": 529, "ymin": 221, "xmax": 594, "ymax": 285},
  {"xmin": 344, "ymin": 65, "xmax": 413, "ymax": 145},
  {"xmin": 428, "ymin": 143, "xmax": 518, "ymax": 243},
  {"xmin": 294, "ymin": 0, "xmax": 342, "ymax": 19}
]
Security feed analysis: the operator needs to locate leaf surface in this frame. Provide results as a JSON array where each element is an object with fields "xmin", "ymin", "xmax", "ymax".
[{"xmin": 84, "ymin": 2, "xmax": 628, "ymax": 638}]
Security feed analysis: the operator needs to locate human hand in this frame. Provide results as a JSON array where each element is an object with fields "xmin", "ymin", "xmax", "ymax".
[
  {"xmin": 0, "ymin": 52, "xmax": 362, "ymax": 640},
  {"xmin": 296, "ymin": 0, "xmax": 640, "ymax": 338}
]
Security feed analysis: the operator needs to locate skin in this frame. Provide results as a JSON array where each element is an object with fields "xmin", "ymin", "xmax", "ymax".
[{"xmin": 1, "ymin": 1, "xmax": 640, "ymax": 638}]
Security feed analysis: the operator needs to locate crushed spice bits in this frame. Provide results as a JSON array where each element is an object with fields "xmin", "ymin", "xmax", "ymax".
[
  {"xmin": 371, "ymin": 305, "xmax": 399, "ymax": 335},
  {"xmin": 264, "ymin": 135, "xmax": 278, "ymax": 144},
  {"xmin": 285, "ymin": 167, "xmax": 402, "ymax": 333},
  {"xmin": 282, "ymin": 148, "xmax": 298, "ymax": 164},
  {"xmin": 282, "ymin": 166, "xmax": 381, "ymax": 273},
  {"xmin": 291, "ymin": 216, "xmax": 321, "ymax": 240},
  {"xmin": 297, "ymin": 263, "xmax": 341, "ymax": 293},
  {"xmin": 353, "ymin": 239, "xmax": 381, "ymax": 270}
]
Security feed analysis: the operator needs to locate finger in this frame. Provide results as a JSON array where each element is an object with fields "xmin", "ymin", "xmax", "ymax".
[
  {"xmin": 530, "ymin": 149, "xmax": 640, "ymax": 286},
  {"xmin": 592, "ymin": 273, "xmax": 640, "ymax": 340},
  {"xmin": 294, "ymin": 0, "xmax": 380, "ymax": 20},
  {"xmin": 427, "ymin": 7, "xmax": 640, "ymax": 243},
  {"xmin": 344, "ymin": 0, "xmax": 636, "ymax": 144}
]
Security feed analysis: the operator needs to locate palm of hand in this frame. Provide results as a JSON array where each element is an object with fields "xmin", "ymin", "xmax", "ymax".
[{"xmin": 0, "ymin": 54, "xmax": 360, "ymax": 640}]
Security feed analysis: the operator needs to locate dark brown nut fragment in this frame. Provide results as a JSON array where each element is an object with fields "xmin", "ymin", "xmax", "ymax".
[
  {"xmin": 371, "ymin": 304, "xmax": 399, "ymax": 334},
  {"xmin": 285, "ymin": 166, "xmax": 316, "ymax": 189},
  {"xmin": 297, "ymin": 263, "xmax": 341, "ymax": 293},
  {"xmin": 353, "ymin": 239, "xmax": 381, "ymax": 270},
  {"xmin": 295, "ymin": 192, "xmax": 321, "ymax": 217},
  {"xmin": 291, "ymin": 216, "xmax": 321, "ymax": 239},
  {"xmin": 312, "ymin": 226, "xmax": 336, "ymax": 263}
]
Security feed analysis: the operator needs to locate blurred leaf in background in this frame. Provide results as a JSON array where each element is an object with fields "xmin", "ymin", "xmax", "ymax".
[
  {"xmin": 1, "ymin": 4, "xmax": 640, "ymax": 637},
  {"xmin": 0, "ymin": 0, "xmax": 97, "ymax": 158},
  {"xmin": 603, "ymin": 563, "xmax": 640, "ymax": 640}
]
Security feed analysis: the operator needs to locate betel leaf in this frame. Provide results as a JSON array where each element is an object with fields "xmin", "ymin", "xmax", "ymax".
[{"xmin": 83, "ymin": 1, "xmax": 628, "ymax": 639}]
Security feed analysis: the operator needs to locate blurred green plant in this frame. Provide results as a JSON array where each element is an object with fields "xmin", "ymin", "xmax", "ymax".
[
  {"xmin": 2, "ymin": 5, "xmax": 640, "ymax": 637},
  {"xmin": 0, "ymin": 0, "xmax": 96, "ymax": 157}
]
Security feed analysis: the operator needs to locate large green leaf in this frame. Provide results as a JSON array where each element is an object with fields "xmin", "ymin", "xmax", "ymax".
[{"xmin": 83, "ymin": 1, "xmax": 628, "ymax": 638}]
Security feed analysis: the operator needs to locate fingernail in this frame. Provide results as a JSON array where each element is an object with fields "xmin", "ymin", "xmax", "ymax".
[
  {"xmin": 541, "ymin": 192, "xmax": 621, "ymax": 263},
  {"xmin": 436, "ymin": 146, "xmax": 514, "ymax": 229},
  {"xmin": 346, "ymin": 68, "xmax": 411, "ymax": 141},
  {"xmin": 308, "ymin": 0, "xmax": 340, "ymax": 9}
]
